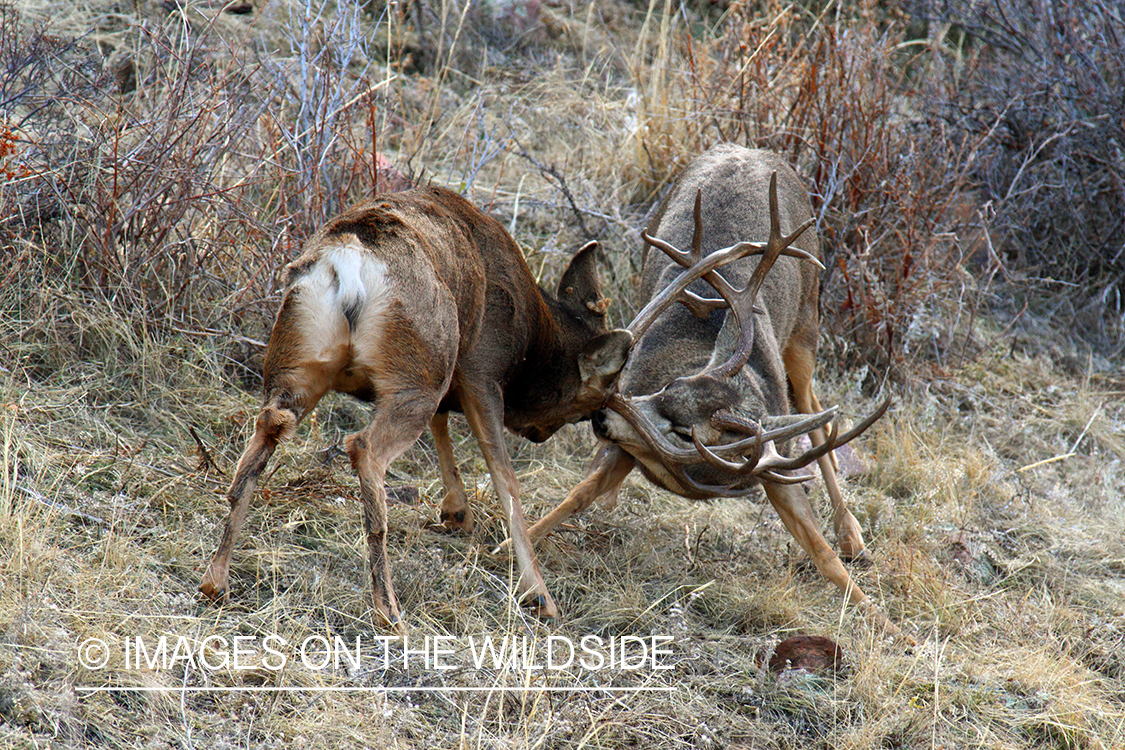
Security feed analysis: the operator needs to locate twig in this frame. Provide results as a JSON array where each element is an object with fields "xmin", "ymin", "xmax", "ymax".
[
  {"xmin": 17, "ymin": 485, "xmax": 106, "ymax": 526},
  {"xmin": 1017, "ymin": 454, "xmax": 1074, "ymax": 473},
  {"xmin": 188, "ymin": 425, "xmax": 224, "ymax": 475},
  {"xmin": 1067, "ymin": 404, "xmax": 1102, "ymax": 455},
  {"xmin": 512, "ymin": 137, "xmax": 592, "ymax": 239}
]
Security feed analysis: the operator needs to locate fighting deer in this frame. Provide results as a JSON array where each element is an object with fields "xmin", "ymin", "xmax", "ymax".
[
  {"xmin": 199, "ymin": 185, "xmax": 633, "ymax": 630},
  {"xmin": 517, "ymin": 145, "xmax": 903, "ymax": 636}
]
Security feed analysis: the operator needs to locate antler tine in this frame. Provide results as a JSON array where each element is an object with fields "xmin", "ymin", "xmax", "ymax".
[
  {"xmin": 751, "ymin": 398, "xmax": 891, "ymax": 475},
  {"xmin": 677, "ymin": 291, "xmax": 732, "ymax": 319},
  {"xmin": 689, "ymin": 405, "xmax": 839, "ymax": 473},
  {"xmin": 758, "ymin": 468, "xmax": 816, "ymax": 485},
  {"xmin": 695, "ymin": 428, "xmax": 827, "ymax": 486},
  {"xmin": 698, "ymin": 407, "xmax": 838, "ymax": 460},
  {"xmin": 632, "ymin": 179, "xmax": 818, "ymax": 342},
  {"xmin": 603, "ymin": 394, "xmax": 757, "ymax": 498},
  {"xmin": 673, "ymin": 191, "xmax": 726, "ymax": 318},
  {"xmin": 687, "ymin": 409, "xmax": 765, "ymax": 473},
  {"xmin": 684, "ymin": 428, "xmax": 816, "ymax": 486},
  {"xmin": 604, "ymin": 394, "xmax": 885, "ymax": 495},
  {"xmin": 629, "ymin": 234, "xmax": 812, "ymax": 340},
  {"xmin": 691, "ymin": 429, "xmax": 762, "ymax": 474},
  {"xmin": 604, "ymin": 394, "xmax": 703, "ymax": 464},
  {"xmin": 751, "ymin": 422, "xmax": 841, "ymax": 477},
  {"xmin": 745, "ymin": 173, "xmax": 818, "ymax": 302},
  {"xmin": 644, "ymin": 232, "xmax": 822, "ymax": 275},
  {"xmin": 629, "ymin": 236, "xmax": 761, "ymax": 339},
  {"xmin": 759, "ymin": 407, "xmax": 839, "ymax": 444}
]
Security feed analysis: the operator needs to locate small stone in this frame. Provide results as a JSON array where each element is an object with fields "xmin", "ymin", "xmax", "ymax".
[{"xmin": 768, "ymin": 635, "xmax": 844, "ymax": 675}]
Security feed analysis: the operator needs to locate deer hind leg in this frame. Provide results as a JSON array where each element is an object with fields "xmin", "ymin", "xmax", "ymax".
[
  {"xmin": 346, "ymin": 390, "xmax": 438, "ymax": 633},
  {"xmin": 783, "ymin": 341, "xmax": 867, "ymax": 561},
  {"xmin": 342, "ymin": 281, "xmax": 458, "ymax": 630},
  {"xmin": 200, "ymin": 385, "xmax": 331, "ymax": 601},
  {"xmin": 431, "ymin": 412, "xmax": 474, "ymax": 532},
  {"xmin": 201, "ymin": 275, "xmax": 352, "ymax": 601}
]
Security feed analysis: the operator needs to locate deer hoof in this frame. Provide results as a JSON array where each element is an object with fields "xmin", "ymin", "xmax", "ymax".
[
  {"xmin": 522, "ymin": 593, "xmax": 558, "ymax": 620},
  {"xmin": 841, "ymin": 548, "xmax": 871, "ymax": 567},
  {"xmin": 439, "ymin": 508, "xmax": 474, "ymax": 533},
  {"xmin": 198, "ymin": 579, "xmax": 229, "ymax": 602},
  {"xmin": 375, "ymin": 610, "xmax": 407, "ymax": 636}
]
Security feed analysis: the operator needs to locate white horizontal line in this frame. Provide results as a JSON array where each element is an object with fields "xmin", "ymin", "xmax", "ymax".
[{"xmin": 76, "ymin": 686, "xmax": 676, "ymax": 694}]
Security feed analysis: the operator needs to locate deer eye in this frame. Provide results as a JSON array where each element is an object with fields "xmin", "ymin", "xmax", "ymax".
[{"xmin": 671, "ymin": 425, "xmax": 694, "ymax": 443}]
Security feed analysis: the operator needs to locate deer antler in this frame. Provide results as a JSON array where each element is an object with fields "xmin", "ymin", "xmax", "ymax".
[
  {"xmin": 707, "ymin": 173, "xmax": 815, "ymax": 378},
  {"xmin": 609, "ymin": 174, "xmax": 887, "ymax": 492},
  {"xmin": 604, "ymin": 394, "xmax": 767, "ymax": 498},
  {"xmin": 629, "ymin": 178, "xmax": 819, "ymax": 343},
  {"xmin": 691, "ymin": 399, "xmax": 891, "ymax": 483}
]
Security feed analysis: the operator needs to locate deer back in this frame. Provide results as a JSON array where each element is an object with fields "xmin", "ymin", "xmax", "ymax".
[{"xmin": 625, "ymin": 145, "xmax": 820, "ymax": 402}]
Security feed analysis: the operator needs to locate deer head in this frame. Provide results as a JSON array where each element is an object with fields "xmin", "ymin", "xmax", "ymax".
[
  {"xmin": 594, "ymin": 172, "xmax": 887, "ymax": 498},
  {"xmin": 504, "ymin": 242, "xmax": 634, "ymax": 443}
]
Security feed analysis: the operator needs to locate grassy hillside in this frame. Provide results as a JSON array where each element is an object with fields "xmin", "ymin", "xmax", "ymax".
[{"xmin": 2, "ymin": 0, "xmax": 1123, "ymax": 747}]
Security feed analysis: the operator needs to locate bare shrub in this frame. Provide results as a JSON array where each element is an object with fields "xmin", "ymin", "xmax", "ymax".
[
  {"xmin": 908, "ymin": 0, "xmax": 1125, "ymax": 350},
  {"xmin": 0, "ymin": 3, "xmax": 106, "ymax": 236},
  {"xmin": 0, "ymin": 1, "xmax": 397, "ymax": 355},
  {"xmin": 255, "ymin": 0, "xmax": 392, "ymax": 230},
  {"xmin": 732, "ymin": 15, "xmax": 980, "ymax": 376}
]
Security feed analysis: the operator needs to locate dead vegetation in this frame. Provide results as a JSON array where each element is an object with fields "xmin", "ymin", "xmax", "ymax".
[{"xmin": 1, "ymin": 0, "xmax": 1123, "ymax": 748}]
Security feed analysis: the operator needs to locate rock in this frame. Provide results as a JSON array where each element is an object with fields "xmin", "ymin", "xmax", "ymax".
[{"xmin": 768, "ymin": 635, "xmax": 844, "ymax": 676}]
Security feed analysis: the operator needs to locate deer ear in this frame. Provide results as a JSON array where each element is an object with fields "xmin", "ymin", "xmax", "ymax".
[
  {"xmin": 578, "ymin": 329, "xmax": 633, "ymax": 386},
  {"xmin": 557, "ymin": 241, "xmax": 608, "ymax": 313}
]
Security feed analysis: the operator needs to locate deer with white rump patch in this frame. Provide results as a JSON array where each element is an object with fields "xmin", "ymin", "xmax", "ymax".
[
  {"xmin": 515, "ymin": 145, "xmax": 906, "ymax": 638},
  {"xmin": 199, "ymin": 185, "xmax": 632, "ymax": 630}
]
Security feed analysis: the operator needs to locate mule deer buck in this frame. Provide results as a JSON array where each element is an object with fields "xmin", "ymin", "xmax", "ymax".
[
  {"xmin": 516, "ymin": 145, "xmax": 903, "ymax": 637},
  {"xmin": 199, "ymin": 185, "xmax": 632, "ymax": 629}
]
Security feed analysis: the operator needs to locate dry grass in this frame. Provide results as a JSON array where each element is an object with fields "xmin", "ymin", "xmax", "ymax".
[{"xmin": 2, "ymin": 0, "xmax": 1124, "ymax": 748}]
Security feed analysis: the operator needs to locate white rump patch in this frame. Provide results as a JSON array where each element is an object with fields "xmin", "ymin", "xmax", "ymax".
[
  {"xmin": 322, "ymin": 242, "xmax": 392, "ymax": 323},
  {"xmin": 288, "ymin": 241, "xmax": 394, "ymax": 367},
  {"xmin": 325, "ymin": 244, "xmax": 368, "ymax": 313}
]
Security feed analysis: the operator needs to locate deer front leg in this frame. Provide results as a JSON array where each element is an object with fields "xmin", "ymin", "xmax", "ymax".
[
  {"xmin": 811, "ymin": 430, "xmax": 867, "ymax": 561},
  {"xmin": 785, "ymin": 346, "xmax": 866, "ymax": 560},
  {"xmin": 586, "ymin": 442, "xmax": 634, "ymax": 515},
  {"xmin": 762, "ymin": 481, "xmax": 911, "ymax": 643},
  {"xmin": 431, "ymin": 412, "xmax": 474, "ymax": 532},
  {"xmin": 200, "ymin": 404, "xmax": 297, "ymax": 601},
  {"xmin": 498, "ymin": 443, "xmax": 635, "ymax": 552},
  {"xmin": 460, "ymin": 386, "xmax": 557, "ymax": 619}
]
